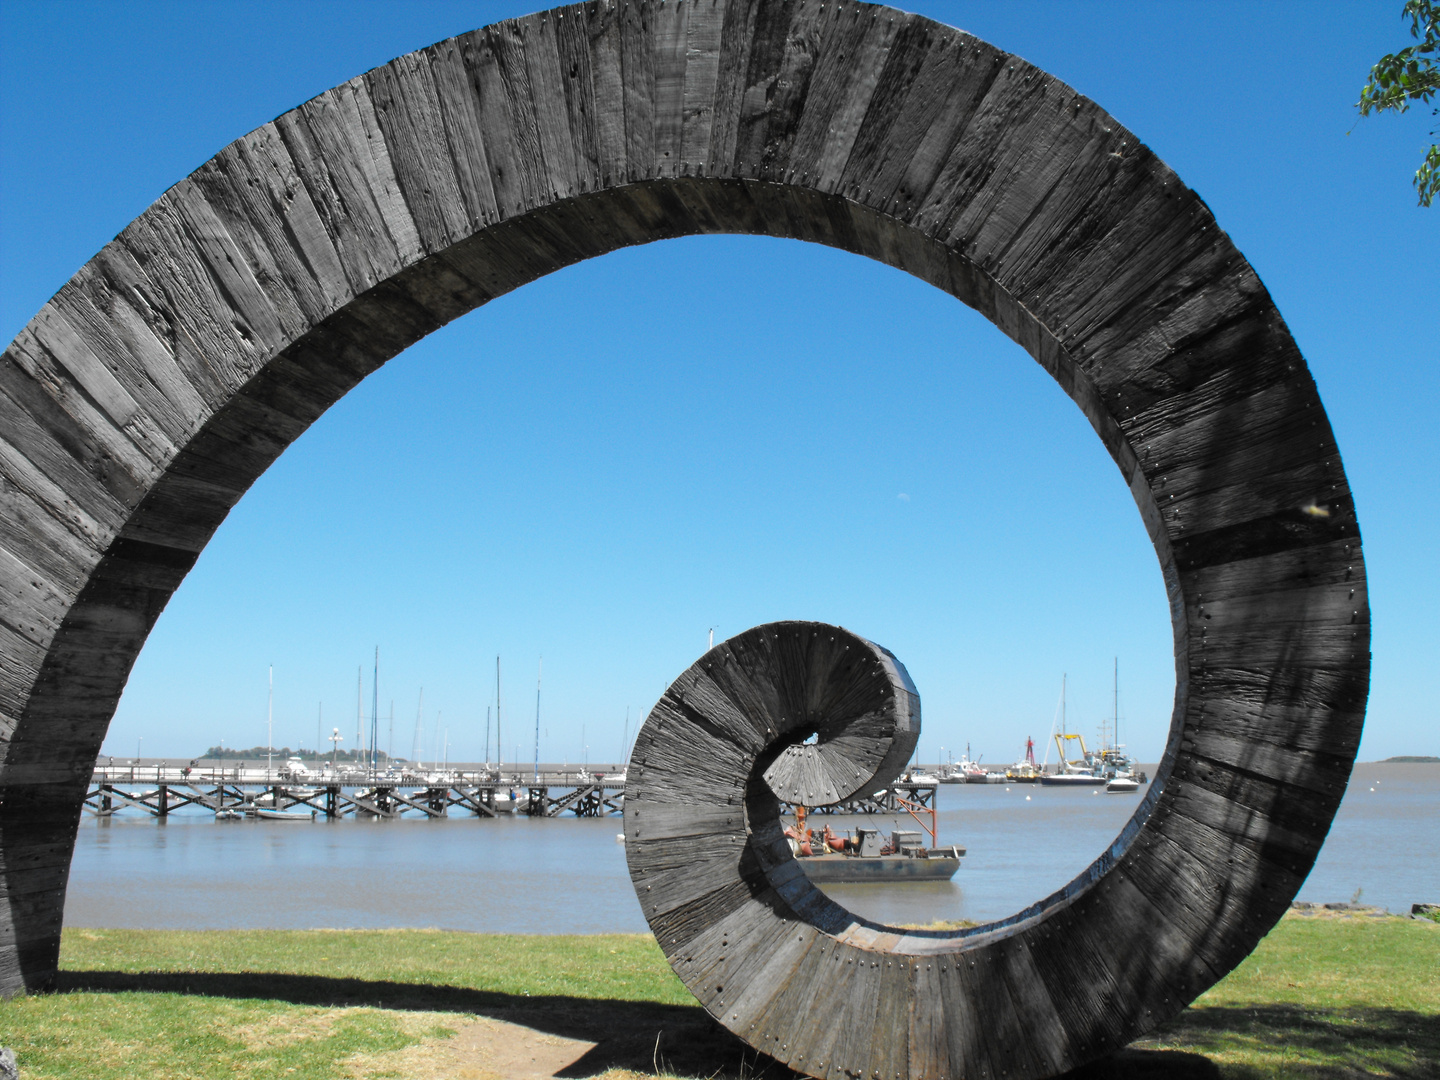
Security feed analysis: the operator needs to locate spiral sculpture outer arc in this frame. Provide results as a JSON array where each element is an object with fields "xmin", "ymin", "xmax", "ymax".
[{"xmin": 0, "ymin": 1, "xmax": 1368, "ymax": 1069}]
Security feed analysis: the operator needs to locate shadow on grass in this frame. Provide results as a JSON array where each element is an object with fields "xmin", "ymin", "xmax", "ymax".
[
  {"xmin": 56, "ymin": 973, "xmax": 1435, "ymax": 1079},
  {"xmin": 56, "ymin": 968, "xmax": 799, "ymax": 1078},
  {"xmin": 1061, "ymin": 1048, "xmax": 1222, "ymax": 1080},
  {"xmin": 1139, "ymin": 1003, "xmax": 1440, "ymax": 1079}
]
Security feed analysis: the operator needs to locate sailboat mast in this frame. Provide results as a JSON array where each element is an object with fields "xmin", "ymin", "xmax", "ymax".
[
  {"xmin": 267, "ymin": 665, "xmax": 273, "ymax": 776},
  {"xmin": 496, "ymin": 656, "xmax": 502, "ymax": 773},
  {"xmin": 534, "ymin": 657, "xmax": 542, "ymax": 782},
  {"xmin": 355, "ymin": 667, "xmax": 362, "ymax": 766},
  {"xmin": 370, "ymin": 647, "xmax": 379, "ymax": 778}
]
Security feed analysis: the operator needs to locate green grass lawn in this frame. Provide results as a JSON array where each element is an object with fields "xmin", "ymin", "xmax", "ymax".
[
  {"xmin": 1, "ymin": 911, "xmax": 1435, "ymax": 1079},
  {"xmin": 1125, "ymin": 909, "xmax": 1440, "ymax": 1080}
]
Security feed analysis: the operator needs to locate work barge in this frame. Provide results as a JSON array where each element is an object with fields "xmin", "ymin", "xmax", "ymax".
[{"xmin": 84, "ymin": 763, "xmax": 938, "ymax": 821}]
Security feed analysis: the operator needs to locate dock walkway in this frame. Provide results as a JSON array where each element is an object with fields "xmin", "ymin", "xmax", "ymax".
[{"xmin": 84, "ymin": 766, "xmax": 936, "ymax": 820}]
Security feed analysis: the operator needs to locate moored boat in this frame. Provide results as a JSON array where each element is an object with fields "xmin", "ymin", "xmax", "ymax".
[
  {"xmin": 1039, "ymin": 768, "xmax": 1106, "ymax": 787},
  {"xmin": 1005, "ymin": 737, "xmax": 1044, "ymax": 783},
  {"xmin": 786, "ymin": 803, "xmax": 963, "ymax": 884},
  {"xmin": 1097, "ymin": 660, "xmax": 1146, "ymax": 793},
  {"xmin": 255, "ymin": 807, "xmax": 315, "ymax": 821},
  {"xmin": 1039, "ymin": 679, "xmax": 1106, "ymax": 786},
  {"xmin": 798, "ymin": 846, "xmax": 963, "ymax": 883}
]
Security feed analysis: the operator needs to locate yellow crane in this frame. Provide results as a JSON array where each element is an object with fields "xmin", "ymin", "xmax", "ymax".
[{"xmin": 1053, "ymin": 731, "xmax": 1091, "ymax": 772}]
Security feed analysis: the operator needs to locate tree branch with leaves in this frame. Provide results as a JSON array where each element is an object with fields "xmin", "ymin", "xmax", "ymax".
[{"xmin": 1358, "ymin": 0, "xmax": 1440, "ymax": 206}]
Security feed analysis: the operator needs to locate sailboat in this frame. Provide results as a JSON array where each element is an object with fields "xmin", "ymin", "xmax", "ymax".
[
  {"xmin": 1039, "ymin": 675, "xmax": 1106, "ymax": 786},
  {"xmin": 1104, "ymin": 659, "xmax": 1142, "ymax": 793}
]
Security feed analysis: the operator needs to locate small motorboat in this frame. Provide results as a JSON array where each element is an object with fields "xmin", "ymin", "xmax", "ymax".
[
  {"xmin": 1106, "ymin": 773, "xmax": 1140, "ymax": 793},
  {"xmin": 491, "ymin": 788, "xmax": 525, "ymax": 813},
  {"xmin": 255, "ymin": 807, "xmax": 315, "ymax": 821}
]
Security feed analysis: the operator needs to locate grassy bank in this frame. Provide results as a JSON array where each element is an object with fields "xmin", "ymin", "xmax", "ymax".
[{"xmin": 1, "ymin": 910, "xmax": 1435, "ymax": 1079}]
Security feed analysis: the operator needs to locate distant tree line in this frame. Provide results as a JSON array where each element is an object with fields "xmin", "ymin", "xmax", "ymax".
[{"xmin": 201, "ymin": 745, "xmax": 406, "ymax": 763}]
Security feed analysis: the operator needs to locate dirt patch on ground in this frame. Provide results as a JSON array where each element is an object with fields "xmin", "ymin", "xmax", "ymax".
[
  {"xmin": 341, "ymin": 1013, "xmax": 596, "ymax": 1080},
  {"xmin": 232, "ymin": 1006, "xmax": 343, "ymax": 1050}
]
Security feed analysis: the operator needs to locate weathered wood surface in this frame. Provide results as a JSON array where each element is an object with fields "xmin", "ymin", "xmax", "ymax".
[{"xmin": 0, "ymin": 1, "xmax": 1368, "ymax": 1075}]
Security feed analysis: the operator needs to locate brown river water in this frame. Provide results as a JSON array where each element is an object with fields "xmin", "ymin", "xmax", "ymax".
[{"xmin": 64, "ymin": 762, "xmax": 1438, "ymax": 933}]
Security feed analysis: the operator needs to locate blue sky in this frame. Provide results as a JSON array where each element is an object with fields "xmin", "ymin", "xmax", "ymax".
[{"xmin": 1, "ymin": 2, "xmax": 1435, "ymax": 768}]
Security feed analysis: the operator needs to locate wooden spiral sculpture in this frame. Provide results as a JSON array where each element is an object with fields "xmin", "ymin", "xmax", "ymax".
[{"xmin": 1, "ymin": 4, "xmax": 1368, "ymax": 1074}]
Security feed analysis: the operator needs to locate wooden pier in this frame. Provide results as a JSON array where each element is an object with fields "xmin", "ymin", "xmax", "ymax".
[{"xmin": 83, "ymin": 765, "xmax": 936, "ymax": 821}]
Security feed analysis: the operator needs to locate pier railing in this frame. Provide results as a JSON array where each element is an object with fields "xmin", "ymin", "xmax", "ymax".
[{"xmin": 84, "ymin": 765, "xmax": 936, "ymax": 821}]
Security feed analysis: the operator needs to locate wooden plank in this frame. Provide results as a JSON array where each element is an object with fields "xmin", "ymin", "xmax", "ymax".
[
  {"xmin": 845, "ymin": 30, "xmax": 1003, "ymax": 210},
  {"xmin": 188, "ymin": 125, "xmax": 351, "ymax": 328},
  {"xmin": 274, "ymin": 84, "xmax": 413, "ymax": 290},
  {"xmin": 1160, "ymin": 771, "xmax": 1341, "ymax": 867},
  {"xmin": 1022, "ymin": 903, "xmax": 1157, "ymax": 1064},
  {"xmin": 457, "ymin": 27, "xmax": 527, "ymax": 221},
  {"xmin": 165, "ymin": 178, "xmax": 300, "ymax": 356},
  {"xmin": 0, "ymin": 461, "xmax": 104, "ymax": 617},
  {"xmin": 646, "ymin": 0, "xmax": 688, "ymax": 171},
  {"xmin": 582, "ymin": 1, "xmax": 628, "ymax": 183},
  {"xmin": 521, "ymin": 12, "xmax": 582, "ymax": 198},
  {"xmin": 678, "ymin": 0, "xmax": 725, "ymax": 168},
  {"xmin": 52, "ymin": 263, "xmax": 209, "ymax": 441},
  {"xmin": 550, "ymin": 3, "xmax": 601, "ymax": 188},
  {"xmin": 112, "ymin": 193, "xmax": 269, "ymax": 395},
  {"xmin": 675, "ymin": 896, "xmax": 798, "ymax": 1002},
  {"xmin": 425, "ymin": 36, "xmax": 502, "ymax": 229},
  {"xmin": 365, "ymin": 49, "xmax": 472, "ymax": 252},
  {"xmin": 787, "ymin": 1, "xmax": 904, "ymax": 189},
  {"xmin": 702, "ymin": 0, "xmax": 761, "ymax": 176},
  {"xmin": 618, "ymin": 0, "xmax": 657, "ymax": 176},
  {"xmin": 3, "ymin": 323, "xmax": 157, "ymax": 496},
  {"xmin": 0, "ymin": 361, "xmax": 130, "ymax": 542},
  {"xmin": 1124, "ymin": 816, "xmax": 1298, "ymax": 978},
  {"xmin": 727, "ymin": 0, "xmax": 819, "ymax": 174}
]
